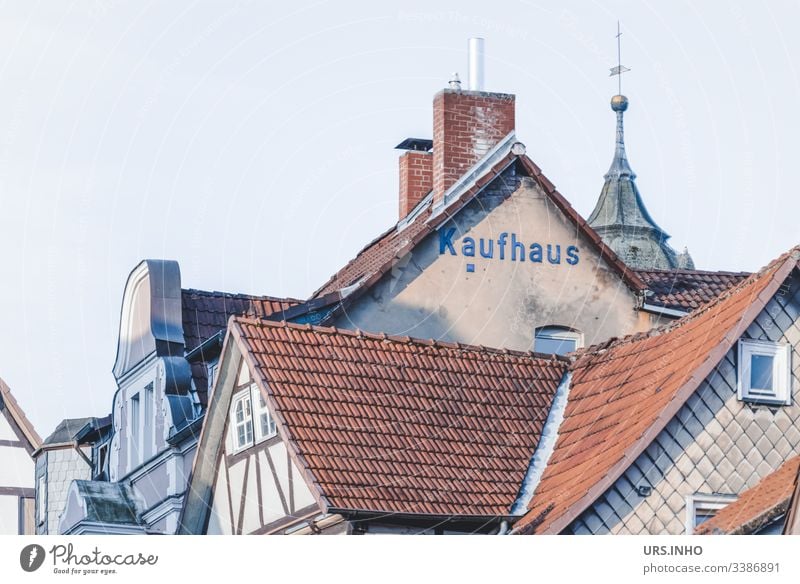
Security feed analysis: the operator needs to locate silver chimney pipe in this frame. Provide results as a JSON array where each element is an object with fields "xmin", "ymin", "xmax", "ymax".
[{"xmin": 468, "ymin": 37, "xmax": 485, "ymax": 91}]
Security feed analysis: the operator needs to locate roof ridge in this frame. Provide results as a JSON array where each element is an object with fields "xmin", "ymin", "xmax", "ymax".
[
  {"xmin": 182, "ymin": 288, "xmax": 304, "ymax": 304},
  {"xmin": 0, "ymin": 376, "xmax": 42, "ymax": 449},
  {"xmin": 635, "ymin": 267, "xmax": 752, "ymax": 277},
  {"xmin": 232, "ymin": 315, "xmax": 571, "ymax": 363}
]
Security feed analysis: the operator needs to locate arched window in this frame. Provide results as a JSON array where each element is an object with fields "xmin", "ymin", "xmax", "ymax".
[{"xmin": 534, "ymin": 326, "xmax": 582, "ymax": 356}]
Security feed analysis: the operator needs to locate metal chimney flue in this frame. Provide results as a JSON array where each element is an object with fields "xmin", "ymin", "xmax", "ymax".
[{"xmin": 468, "ymin": 37, "xmax": 485, "ymax": 91}]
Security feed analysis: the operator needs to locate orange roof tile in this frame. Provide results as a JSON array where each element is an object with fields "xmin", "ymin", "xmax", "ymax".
[
  {"xmin": 636, "ymin": 268, "xmax": 750, "ymax": 312},
  {"xmin": 231, "ymin": 318, "xmax": 567, "ymax": 517},
  {"xmin": 515, "ymin": 247, "xmax": 800, "ymax": 534},
  {"xmin": 695, "ymin": 455, "xmax": 800, "ymax": 534}
]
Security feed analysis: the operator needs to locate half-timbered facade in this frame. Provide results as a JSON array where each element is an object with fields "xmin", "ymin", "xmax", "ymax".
[{"xmin": 0, "ymin": 378, "xmax": 40, "ymax": 534}]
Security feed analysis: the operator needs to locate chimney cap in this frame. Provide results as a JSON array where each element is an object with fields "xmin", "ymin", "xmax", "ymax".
[{"xmin": 395, "ymin": 138, "xmax": 433, "ymax": 152}]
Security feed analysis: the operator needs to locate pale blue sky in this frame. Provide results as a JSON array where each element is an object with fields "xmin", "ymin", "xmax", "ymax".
[{"xmin": 1, "ymin": 0, "xmax": 797, "ymax": 435}]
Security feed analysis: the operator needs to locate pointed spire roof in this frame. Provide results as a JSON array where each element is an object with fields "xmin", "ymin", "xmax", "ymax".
[
  {"xmin": 588, "ymin": 95, "xmax": 667, "ymax": 235},
  {"xmin": 587, "ymin": 94, "xmax": 692, "ymax": 270}
]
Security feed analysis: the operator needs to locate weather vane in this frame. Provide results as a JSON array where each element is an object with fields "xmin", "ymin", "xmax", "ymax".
[{"xmin": 609, "ymin": 21, "xmax": 630, "ymax": 95}]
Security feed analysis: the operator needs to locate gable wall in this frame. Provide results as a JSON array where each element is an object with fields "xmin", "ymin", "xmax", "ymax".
[
  {"xmin": 0, "ymin": 414, "xmax": 34, "ymax": 534},
  {"xmin": 334, "ymin": 168, "xmax": 649, "ymax": 352},
  {"xmin": 569, "ymin": 271, "xmax": 800, "ymax": 534},
  {"xmin": 205, "ymin": 355, "xmax": 319, "ymax": 535},
  {"xmin": 36, "ymin": 447, "xmax": 91, "ymax": 535}
]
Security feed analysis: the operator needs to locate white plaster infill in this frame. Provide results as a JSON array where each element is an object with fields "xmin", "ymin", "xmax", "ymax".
[
  {"xmin": 428, "ymin": 131, "xmax": 520, "ymax": 221},
  {"xmin": 509, "ymin": 371, "xmax": 573, "ymax": 517}
]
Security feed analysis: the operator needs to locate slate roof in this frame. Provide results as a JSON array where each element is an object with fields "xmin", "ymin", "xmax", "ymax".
[
  {"xmin": 0, "ymin": 377, "xmax": 41, "ymax": 452},
  {"xmin": 231, "ymin": 317, "xmax": 567, "ymax": 518},
  {"xmin": 70, "ymin": 481, "xmax": 143, "ymax": 526},
  {"xmin": 695, "ymin": 455, "xmax": 800, "ymax": 535},
  {"xmin": 636, "ymin": 268, "xmax": 751, "ymax": 312},
  {"xmin": 181, "ymin": 289, "xmax": 302, "ymax": 351},
  {"xmin": 311, "ymin": 152, "xmax": 646, "ymax": 299},
  {"xmin": 43, "ymin": 417, "xmax": 96, "ymax": 446},
  {"xmin": 515, "ymin": 247, "xmax": 800, "ymax": 534}
]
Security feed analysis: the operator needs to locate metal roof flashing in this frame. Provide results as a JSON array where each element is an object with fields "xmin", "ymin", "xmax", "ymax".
[{"xmin": 428, "ymin": 131, "xmax": 519, "ymax": 221}]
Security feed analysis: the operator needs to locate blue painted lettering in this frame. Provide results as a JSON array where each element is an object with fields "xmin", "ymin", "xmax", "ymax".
[
  {"xmin": 566, "ymin": 245, "xmax": 580, "ymax": 265},
  {"xmin": 547, "ymin": 244, "xmax": 561, "ymax": 265},
  {"xmin": 479, "ymin": 238, "xmax": 494, "ymax": 259},
  {"xmin": 439, "ymin": 228, "xmax": 457, "ymax": 255},
  {"xmin": 529, "ymin": 243, "xmax": 543, "ymax": 263},
  {"xmin": 462, "ymin": 237, "xmax": 475, "ymax": 257},
  {"xmin": 511, "ymin": 233, "xmax": 525, "ymax": 261}
]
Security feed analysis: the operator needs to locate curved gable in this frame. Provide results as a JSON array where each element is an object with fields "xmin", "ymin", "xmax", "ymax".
[{"xmin": 113, "ymin": 260, "xmax": 184, "ymax": 380}]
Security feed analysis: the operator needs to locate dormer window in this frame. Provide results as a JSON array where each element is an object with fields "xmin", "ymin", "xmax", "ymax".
[
  {"xmin": 534, "ymin": 326, "xmax": 582, "ymax": 356},
  {"xmin": 737, "ymin": 339, "xmax": 792, "ymax": 406},
  {"xmin": 230, "ymin": 384, "xmax": 278, "ymax": 452}
]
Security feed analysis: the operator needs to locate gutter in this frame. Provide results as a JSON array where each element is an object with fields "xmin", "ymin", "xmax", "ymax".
[
  {"xmin": 327, "ymin": 507, "xmax": 513, "ymax": 527},
  {"xmin": 167, "ymin": 415, "xmax": 205, "ymax": 446},
  {"xmin": 184, "ymin": 332, "xmax": 223, "ymax": 363},
  {"xmin": 641, "ymin": 302, "xmax": 689, "ymax": 319}
]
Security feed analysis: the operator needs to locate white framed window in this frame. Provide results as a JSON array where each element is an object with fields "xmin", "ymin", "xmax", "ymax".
[
  {"xmin": 737, "ymin": 339, "xmax": 792, "ymax": 405},
  {"xmin": 231, "ymin": 391, "xmax": 254, "ymax": 451},
  {"xmin": 207, "ymin": 361, "xmax": 219, "ymax": 393},
  {"xmin": 130, "ymin": 392, "xmax": 140, "ymax": 463},
  {"xmin": 230, "ymin": 384, "xmax": 277, "ymax": 452},
  {"xmin": 37, "ymin": 475, "xmax": 46, "ymax": 526},
  {"xmin": 252, "ymin": 385, "xmax": 277, "ymax": 442},
  {"xmin": 685, "ymin": 493, "xmax": 737, "ymax": 534},
  {"xmin": 534, "ymin": 326, "xmax": 583, "ymax": 356}
]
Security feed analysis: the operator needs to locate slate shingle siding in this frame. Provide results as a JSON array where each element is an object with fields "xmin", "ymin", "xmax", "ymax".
[
  {"xmin": 38, "ymin": 449, "xmax": 91, "ymax": 535},
  {"xmin": 571, "ymin": 271, "xmax": 800, "ymax": 534}
]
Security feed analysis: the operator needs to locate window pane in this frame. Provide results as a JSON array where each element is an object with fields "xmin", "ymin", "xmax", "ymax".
[
  {"xmin": 535, "ymin": 336, "xmax": 577, "ymax": 356},
  {"xmin": 260, "ymin": 413, "xmax": 273, "ymax": 438},
  {"xmin": 750, "ymin": 354, "xmax": 774, "ymax": 391},
  {"xmin": 694, "ymin": 509, "xmax": 717, "ymax": 527}
]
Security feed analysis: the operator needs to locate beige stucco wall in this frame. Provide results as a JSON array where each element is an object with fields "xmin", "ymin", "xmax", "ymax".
[{"xmin": 335, "ymin": 176, "xmax": 648, "ymax": 351}]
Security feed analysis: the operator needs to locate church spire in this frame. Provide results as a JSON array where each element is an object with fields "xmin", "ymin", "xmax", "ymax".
[
  {"xmin": 606, "ymin": 94, "xmax": 634, "ymax": 179},
  {"xmin": 587, "ymin": 23, "xmax": 693, "ymax": 271}
]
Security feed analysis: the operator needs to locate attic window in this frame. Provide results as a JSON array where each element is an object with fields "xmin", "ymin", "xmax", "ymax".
[
  {"xmin": 534, "ymin": 326, "xmax": 582, "ymax": 356},
  {"xmin": 685, "ymin": 493, "xmax": 736, "ymax": 534},
  {"xmin": 230, "ymin": 384, "xmax": 277, "ymax": 452},
  {"xmin": 231, "ymin": 392, "xmax": 254, "ymax": 451},
  {"xmin": 737, "ymin": 339, "xmax": 792, "ymax": 406}
]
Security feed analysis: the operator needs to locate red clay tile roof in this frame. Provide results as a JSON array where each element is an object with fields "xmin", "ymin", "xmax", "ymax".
[
  {"xmin": 636, "ymin": 268, "xmax": 751, "ymax": 312},
  {"xmin": 231, "ymin": 318, "xmax": 567, "ymax": 518},
  {"xmin": 181, "ymin": 289, "xmax": 302, "ymax": 351},
  {"xmin": 0, "ymin": 377, "xmax": 41, "ymax": 452},
  {"xmin": 695, "ymin": 455, "xmax": 800, "ymax": 535},
  {"xmin": 515, "ymin": 247, "xmax": 800, "ymax": 534},
  {"xmin": 312, "ymin": 154, "xmax": 646, "ymax": 299}
]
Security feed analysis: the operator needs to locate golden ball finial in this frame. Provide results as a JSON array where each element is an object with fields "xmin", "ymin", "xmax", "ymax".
[{"xmin": 611, "ymin": 94, "xmax": 629, "ymax": 112}]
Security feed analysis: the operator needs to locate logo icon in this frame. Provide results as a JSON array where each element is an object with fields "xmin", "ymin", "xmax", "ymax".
[{"xmin": 20, "ymin": 544, "xmax": 46, "ymax": 572}]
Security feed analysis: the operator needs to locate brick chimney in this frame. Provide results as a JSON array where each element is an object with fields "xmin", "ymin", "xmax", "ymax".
[
  {"xmin": 432, "ymin": 89, "xmax": 515, "ymax": 207},
  {"xmin": 398, "ymin": 150, "xmax": 433, "ymax": 219}
]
